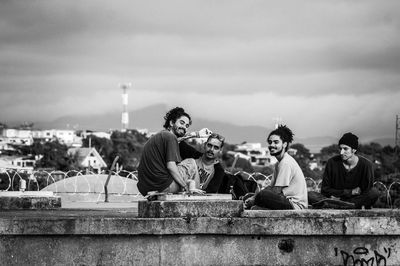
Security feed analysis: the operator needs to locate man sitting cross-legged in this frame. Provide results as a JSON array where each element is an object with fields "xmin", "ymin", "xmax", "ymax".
[
  {"xmin": 244, "ymin": 125, "xmax": 308, "ymax": 210},
  {"xmin": 308, "ymin": 132, "xmax": 380, "ymax": 209},
  {"xmin": 137, "ymin": 107, "xmax": 203, "ymax": 196}
]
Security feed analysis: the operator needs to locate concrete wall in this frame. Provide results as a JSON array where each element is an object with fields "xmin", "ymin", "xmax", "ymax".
[
  {"xmin": 1, "ymin": 209, "xmax": 400, "ymax": 265},
  {"xmin": 1, "ymin": 235, "xmax": 397, "ymax": 265}
]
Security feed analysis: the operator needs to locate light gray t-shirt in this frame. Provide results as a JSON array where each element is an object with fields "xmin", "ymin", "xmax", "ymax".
[{"xmin": 271, "ymin": 153, "xmax": 308, "ymax": 209}]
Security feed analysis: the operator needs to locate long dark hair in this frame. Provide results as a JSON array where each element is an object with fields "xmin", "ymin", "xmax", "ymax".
[
  {"xmin": 163, "ymin": 107, "xmax": 192, "ymax": 129},
  {"xmin": 268, "ymin": 125, "xmax": 294, "ymax": 151}
]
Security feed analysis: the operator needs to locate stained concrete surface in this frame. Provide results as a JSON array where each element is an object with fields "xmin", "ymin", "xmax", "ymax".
[
  {"xmin": 1, "ymin": 202, "xmax": 400, "ymax": 265},
  {"xmin": 138, "ymin": 199, "xmax": 243, "ymax": 218}
]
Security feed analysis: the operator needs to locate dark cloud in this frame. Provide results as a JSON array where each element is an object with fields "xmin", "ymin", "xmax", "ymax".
[{"xmin": 0, "ymin": 0, "xmax": 399, "ymax": 138}]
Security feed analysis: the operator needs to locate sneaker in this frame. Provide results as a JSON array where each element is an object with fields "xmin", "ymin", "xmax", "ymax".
[
  {"xmin": 243, "ymin": 195, "xmax": 256, "ymax": 210},
  {"xmin": 312, "ymin": 198, "xmax": 355, "ymax": 209}
]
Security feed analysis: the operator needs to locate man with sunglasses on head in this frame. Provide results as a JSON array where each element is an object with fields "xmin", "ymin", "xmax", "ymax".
[
  {"xmin": 138, "ymin": 107, "xmax": 204, "ymax": 196},
  {"xmin": 196, "ymin": 133, "xmax": 226, "ymax": 192},
  {"xmin": 179, "ymin": 133, "xmax": 226, "ymax": 193}
]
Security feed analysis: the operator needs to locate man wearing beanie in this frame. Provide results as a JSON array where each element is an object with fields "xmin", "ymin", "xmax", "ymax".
[{"xmin": 309, "ymin": 132, "xmax": 380, "ymax": 209}]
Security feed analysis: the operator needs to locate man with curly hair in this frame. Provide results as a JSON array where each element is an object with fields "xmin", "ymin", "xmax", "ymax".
[
  {"xmin": 137, "ymin": 107, "xmax": 202, "ymax": 196},
  {"xmin": 244, "ymin": 125, "xmax": 308, "ymax": 210}
]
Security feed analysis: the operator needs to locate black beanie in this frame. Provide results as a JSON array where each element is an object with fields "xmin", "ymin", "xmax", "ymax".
[{"xmin": 338, "ymin": 132, "xmax": 358, "ymax": 150}]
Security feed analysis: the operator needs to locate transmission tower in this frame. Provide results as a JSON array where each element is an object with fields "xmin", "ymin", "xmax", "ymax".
[
  {"xmin": 396, "ymin": 115, "xmax": 400, "ymax": 149},
  {"xmin": 120, "ymin": 83, "xmax": 131, "ymax": 132}
]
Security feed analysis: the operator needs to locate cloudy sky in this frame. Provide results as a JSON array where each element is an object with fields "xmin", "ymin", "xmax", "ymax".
[{"xmin": 0, "ymin": 0, "xmax": 399, "ymax": 141}]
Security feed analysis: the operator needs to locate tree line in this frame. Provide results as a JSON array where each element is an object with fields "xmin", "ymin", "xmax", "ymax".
[{"xmin": 9, "ymin": 130, "xmax": 400, "ymax": 183}]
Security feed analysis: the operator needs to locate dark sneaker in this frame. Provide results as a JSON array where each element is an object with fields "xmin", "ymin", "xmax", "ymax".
[
  {"xmin": 312, "ymin": 198, "xmax": 355, "ymax": 209},
  {"xmin": 243, "ymin": 195, "xmax": 256, "ymax": 210}
]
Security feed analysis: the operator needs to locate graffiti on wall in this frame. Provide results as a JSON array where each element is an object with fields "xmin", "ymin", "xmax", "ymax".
[{"xmin": 334, "ymin": 247, "xmax": 391, "ymax": 266}]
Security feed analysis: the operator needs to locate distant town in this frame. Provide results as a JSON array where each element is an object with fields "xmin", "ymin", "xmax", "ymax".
[{"xmin": 0, "ymin": 122, "xmax": 399, "ymax": 190}]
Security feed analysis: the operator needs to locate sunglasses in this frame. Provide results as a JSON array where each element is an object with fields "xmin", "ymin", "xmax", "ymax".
[{"xmin": 208, "ymin": 133, "xmax": 225, "ymax": 143}]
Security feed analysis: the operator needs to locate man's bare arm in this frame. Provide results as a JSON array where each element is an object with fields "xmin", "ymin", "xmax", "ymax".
[
  {"xmin": 166, "ymin": 161, "xmax": 188, "ymax": 191},
  {"xmin": 178, "ymin": 128, "xmax": 212, "ymax": 142}
]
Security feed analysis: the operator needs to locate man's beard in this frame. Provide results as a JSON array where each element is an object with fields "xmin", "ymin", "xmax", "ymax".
[
  {"xmin": 172, "ymin": 125, "xmax": 186, "ymax": 137},
  {"xmin": 269, "ymin": 148, "xmax": 283, "ymax": 157}
]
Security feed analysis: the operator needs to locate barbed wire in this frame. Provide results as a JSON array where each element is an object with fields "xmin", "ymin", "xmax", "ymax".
[{"xmin": 0, "ymin": 168, "xmax": 399, "ymax": 208}]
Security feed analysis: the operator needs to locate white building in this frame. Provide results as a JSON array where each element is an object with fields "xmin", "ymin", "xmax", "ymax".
[
  {"xmin": 67, "ymin": 147, "xmax": 107, "ymax": 173},
  {"xmin": 81, "ymin": 131, "xmax": 111, "ymax": 140},
  {"xmin": 234, "ymin": 143, "xmax": 277, "ymax": 167},
  {"xmin": 1, "ymin": 129, "xmax": 33, "ymax": 146},
  {"xmin": 32, "ymin": 129, "xmax": 81, "ymax": 147},
  {"xmin": 0, "ymin": 156, "xmax": 36, "ymax": 173}
]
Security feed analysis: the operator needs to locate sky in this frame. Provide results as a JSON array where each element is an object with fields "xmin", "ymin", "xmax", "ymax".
[{"xmin": 0, "ymin": 0, "xmax": 399, "ymax": 141}]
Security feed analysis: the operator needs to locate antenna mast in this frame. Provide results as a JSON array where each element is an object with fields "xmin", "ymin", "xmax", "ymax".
[
  {"xmin": 396, "ymin": 115, "xmax": 400, "ymax": 150},
  {"xmin": 120, "ymin": 83, "xmax": 131, "ymax": 132}
]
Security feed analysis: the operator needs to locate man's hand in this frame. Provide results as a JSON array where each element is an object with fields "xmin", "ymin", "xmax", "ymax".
[
  {"xmin": 352, "ymin": 187, "xmax": 361, "ymax": 195},
  {"xmin": 178, "ymin": 128, "xmax": 213, "ymax": 142},
  {"xmin": 197, "ymin": 128, "xmax": 212, "ymax": 138},
  {"xmin": 243, "ymin": 195, "xmax": 256, "ymax": 209}
]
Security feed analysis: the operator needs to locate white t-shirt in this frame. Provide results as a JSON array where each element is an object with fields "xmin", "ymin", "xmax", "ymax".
[
  {"xmin": 195, "ymin": 158, "xmax": 216, "ymax": 190},
  {"xmin": 271, "ymin": 153, "xmax": 308, "ymax": 209}
]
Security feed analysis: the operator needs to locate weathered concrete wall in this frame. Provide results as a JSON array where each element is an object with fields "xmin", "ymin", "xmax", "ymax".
[
  {"xmin": 0, "ymin": 191, "xmax": 61, "ymax": 210},
  {"xmin": 0, "ymin": 235, "xmax": 396, "ymax": 265},
  {"xmin": 138, "ymin": 199, "xmax": 243, "ymax": 218},
  {"xmin": 0, "ymin": 209, "xmax": 400, "ymax": 265}
]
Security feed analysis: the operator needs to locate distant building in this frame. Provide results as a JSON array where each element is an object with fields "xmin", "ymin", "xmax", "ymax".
[
  {"xmin": 137, "ymin": 129, "xmax": 148, "ymax": 135},
  {"xmin": 0, "ymin": 155, "xmax": 36, "ymax": 173},
  {"xmin": 0, "ymin": 137, "xmax": 15, "ymax": 151},
  {"xmin": 32, "ymin": 129, "xmax": 81, "ymax": 147},
  {"xmin": 80, "ymin": 130, "xmax": 111, "ymax": 140},
  {"xmin": 1, "ymin": 128, "xmax": 33, "ymax": 146},
  {"xmin": 67, "ymin": 147, "xmax": 107, "ymax": 173},
  {"xmin": 234, "ymin": 143, "xmax": 277, "ymax": 167}
]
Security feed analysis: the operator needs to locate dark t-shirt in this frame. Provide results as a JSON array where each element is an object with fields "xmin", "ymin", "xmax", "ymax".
[
  {"xmin": 321, "ymin": 155, "xmax": 374, "ymax": 199},
  {"xmin": 137, "ymin": 130, "xmax": 181, "ymax": 196}
]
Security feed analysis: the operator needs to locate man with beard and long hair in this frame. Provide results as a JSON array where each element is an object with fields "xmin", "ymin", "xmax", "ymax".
[
  {"xmin": 243, "ymin": 125, "xmax": 308, "ymax": 210},
  {"xmin": 137, "ymin": 107, "xmax": 204, "ymax": 196}
]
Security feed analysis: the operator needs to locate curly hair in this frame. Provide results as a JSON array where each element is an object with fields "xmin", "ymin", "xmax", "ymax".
[
  {"xmin": 163, "ymin": 107, "xmax": 192, "ymax": 129},
  {"xmin": 268, "ymin": 125, "xmax": 294, "ymax": 151}
]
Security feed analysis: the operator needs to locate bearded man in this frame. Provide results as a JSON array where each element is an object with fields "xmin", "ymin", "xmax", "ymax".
[{"xmin": 137, "ymin": 107, "xmax": 200, "ymax": 196}]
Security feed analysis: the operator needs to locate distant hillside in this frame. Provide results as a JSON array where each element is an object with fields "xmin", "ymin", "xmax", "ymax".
[
  {"xmin": 191, "ymin": 118, "xmax": 272, "ymax": 145},
  {"xmin": 25, "ymin": 103, "xmax": 396, "ymax": 153},
  {"xmin": 36, "ymin": 104, "xmax": 273, "ymax": 145},
  {"xmin": 296, "ymin": 136, "xmax": 338, "ymax": 153},
  {"xmin": 30, "ymin": 104, "xmax": 337, "ymax": 152},
  {"xmin": 35, "ymin": 104, "xmax": 168, "ymax": 132}
]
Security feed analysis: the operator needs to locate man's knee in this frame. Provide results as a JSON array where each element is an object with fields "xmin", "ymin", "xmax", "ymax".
[
  {"xmin": 254, "ymin": 187, "xmax": 273, "ymax": 206},
  {"xmin": 180, "ymin": 158, "xmax": 196, "ymax": 166},
  {"xmin": 177, "ymin": 158, "xmax": 198, "ymax": 179}
]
